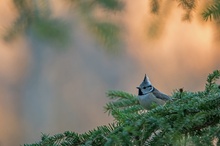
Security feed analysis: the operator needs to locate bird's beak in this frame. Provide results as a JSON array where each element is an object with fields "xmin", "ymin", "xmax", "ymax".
[{"xmin": 136, "ymin": 87, "xmax": 140, "ymax": 89}]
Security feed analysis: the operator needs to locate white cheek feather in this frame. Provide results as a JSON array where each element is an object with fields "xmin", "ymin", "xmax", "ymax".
[{"xmin": 143, "ymin": 86, "xmax": 154, "ymax": 94}]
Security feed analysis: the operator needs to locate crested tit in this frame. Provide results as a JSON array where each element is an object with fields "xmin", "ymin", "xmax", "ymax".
[{"xmin": 137, "ymin": 75, "xmax": 172, "ymax": 110}]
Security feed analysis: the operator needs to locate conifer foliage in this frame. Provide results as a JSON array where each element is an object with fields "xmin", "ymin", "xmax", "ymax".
[{"xmin": 25, "ymin": 70, "xmax": 220, "ymax": 146}]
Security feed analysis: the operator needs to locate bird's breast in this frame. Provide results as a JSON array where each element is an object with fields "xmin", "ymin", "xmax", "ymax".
[{"xmin": 138, "ymin": 93, "xmax": 165, "ymax": 110}]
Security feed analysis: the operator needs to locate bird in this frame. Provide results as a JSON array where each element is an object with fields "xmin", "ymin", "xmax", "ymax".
[{"xmin": 136, "ymin": 74, "xmax": 172, "ymax": 110}]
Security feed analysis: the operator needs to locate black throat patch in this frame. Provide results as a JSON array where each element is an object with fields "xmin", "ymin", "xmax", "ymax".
[{"xmin": 138, "ymin": 88, "xmax": 144, "ymax": 95}]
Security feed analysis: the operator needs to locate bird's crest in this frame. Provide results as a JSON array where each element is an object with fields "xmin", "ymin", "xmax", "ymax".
[{"xmin": 142, "ymin": 74, "xmax": 151, "ymax": 86}]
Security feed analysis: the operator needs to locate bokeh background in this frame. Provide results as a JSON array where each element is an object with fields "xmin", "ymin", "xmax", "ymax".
[{"xmin": 0, "ymin": 0, "xmax": 220, "ymax": 145}]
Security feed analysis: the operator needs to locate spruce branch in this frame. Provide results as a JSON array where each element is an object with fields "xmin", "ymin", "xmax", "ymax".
[
  {"xmin": 94, "ymin": 0, "xmax": 124, "ymax": 11},
  {"xmin": 202, "ymin": 1, "xmax": 220, "ymax": 21},
  {"xmin": 176, "ymin": 0, "xmax": 197, "ymax": 10},
  {"xmin": 176, "ymin": 0, "xmax": 197, "ymax": 21},
  {"xmin": 25, "ymin": 70, "xmax": 220, "ymax": 145},
  {"xmin": 106, "ymin": 90, "xmax": 137, "ymax": 100},
  {"xmin": 150, "ymin": 0, "xmax": 160, "ymax": 14},
  {"xmin": 205, "ymin": 70, "xmax": 220, "ymax": 92}
]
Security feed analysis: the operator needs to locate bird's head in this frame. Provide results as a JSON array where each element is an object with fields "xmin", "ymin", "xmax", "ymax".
[{"xmin": 136, "ymin": 74, "xmax": 153, "ymax": 95}]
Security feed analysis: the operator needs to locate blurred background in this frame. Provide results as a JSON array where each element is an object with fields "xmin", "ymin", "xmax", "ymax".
[{"xmin": 0, "ymin": 0, "xmax": 220, "ymax": 145}]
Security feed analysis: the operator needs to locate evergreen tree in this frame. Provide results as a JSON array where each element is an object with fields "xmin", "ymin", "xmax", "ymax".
[
  {"xmin": 25, "ymin": 70, "xmax": 220, "ymax": 145},
  {"xmin": 4, "ymin": 1, "xmax": 219, "ymax": 145}
]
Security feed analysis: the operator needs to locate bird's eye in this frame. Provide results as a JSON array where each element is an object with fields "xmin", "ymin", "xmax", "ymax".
[{"xmin": 143, "ymin": 87, "xmax": 147, "ymax": 89}]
